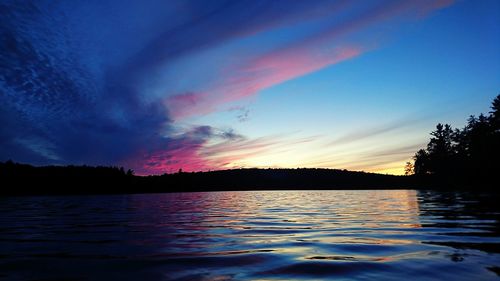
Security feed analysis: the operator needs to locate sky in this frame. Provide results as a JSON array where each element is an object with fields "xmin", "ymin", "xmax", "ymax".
[{"xmin": 1, "ymin": 0, "xmax": 499, "ymax": 175}]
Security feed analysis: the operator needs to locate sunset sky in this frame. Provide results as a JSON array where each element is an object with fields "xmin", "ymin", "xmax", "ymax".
[{"xmin": 1, "ymin": 0, "xmax": 499, "ymax": 175}]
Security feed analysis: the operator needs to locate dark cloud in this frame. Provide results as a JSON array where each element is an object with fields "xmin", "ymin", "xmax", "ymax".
[
  {"xmin": 227, "ymin": 106, "xmax": 251, "ymax": 123},
  {"xmin": 219, "ymin": 128, "xmax": 245, "ymax": 141},
  {"xmin": 0, "ymin": 1, "xmax": 172, "ymax": 167},
  {"xmin": 237, "ymin": 108, "xmax": 250, "ymax": 123}
]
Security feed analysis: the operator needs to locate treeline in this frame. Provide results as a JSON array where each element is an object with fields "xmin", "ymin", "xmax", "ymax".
[
  {"xmin": 0, "ymin": 160, "xmax": 134, "ymax": 178},
  {"xmin": 0, "ymin": 160, "xmax": 136, "ymax": 195},
  {"xmin": 406, "ymin": 94, "xmax": 499, "ymax": 188},
  {"xmin": 0, "ymin": 162, "xmax": 414, "ymax": 195},
  {"xmin": 145, "ymin": 168, "xmax": 410, "ymax": 191}
]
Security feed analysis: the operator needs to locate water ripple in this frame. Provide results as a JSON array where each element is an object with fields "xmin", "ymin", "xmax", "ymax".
[{"xmin": 0, "ymin": 190, "xmax": 499, "ymax": 280}]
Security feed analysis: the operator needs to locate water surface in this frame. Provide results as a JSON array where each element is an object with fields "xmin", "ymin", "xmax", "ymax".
[{"xmin": 0, "ymin": 190, "xmax": 499, "ymax": 280}]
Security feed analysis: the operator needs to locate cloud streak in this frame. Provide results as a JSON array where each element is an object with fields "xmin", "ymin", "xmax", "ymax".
[
  {"xmin": 166, "ymin": 0, "xmax": 454, "ymax": 119},
  {"xmin": 137, "ymin": 127, "xmax": 320, "ymax": 174},
  {"xmin": 167, "ymin": 46, "xmax": 363, "ymax": 119}
]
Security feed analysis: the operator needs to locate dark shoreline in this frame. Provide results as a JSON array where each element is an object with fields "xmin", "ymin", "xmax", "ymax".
[{"xmin": 1, "ymin": 161, "xmax": 491, "ymax": 196}]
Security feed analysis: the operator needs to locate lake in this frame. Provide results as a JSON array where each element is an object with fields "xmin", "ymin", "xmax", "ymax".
[{"xmin": 0, "ymin": 190, "xmax": 499, "ymax": 280}]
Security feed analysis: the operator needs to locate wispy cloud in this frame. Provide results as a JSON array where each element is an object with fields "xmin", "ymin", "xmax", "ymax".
[
  {"xmin": 166, "ymin": 0, "xmax": 454, "ymax": 119},
  {"xmin": 298, "ymin": 142, "xmax": 426, "ymax": 174},
  {"xmin": 328, "ymin": 117, "xmax": 418, "ymax": 147},
  {"xmin": 136, "ymin": 126, "xmax": 322, "ymax": 174}
]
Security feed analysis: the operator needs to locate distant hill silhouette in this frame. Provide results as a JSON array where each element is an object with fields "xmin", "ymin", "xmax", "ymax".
[{"xmin": 1, "ymin": 161, "xmax": 424, "ymax": 195}]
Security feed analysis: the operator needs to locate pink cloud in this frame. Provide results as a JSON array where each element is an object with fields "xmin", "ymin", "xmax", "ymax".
[
  {"xmin": 166, "ymin": 92, "xmax": 211, "ymax": 118},
  {"xmin": 141, "ymin": 145, "xmax": 212, "ymax": 174},
  {"xmin": 166, "ymin": 0, "xmax": 454, "ymax": 120},
  {"xmin": 240, "ymin": 46, "xmax": 362, "ymax": 91},
  {"xmin": 134, "ymin": 128, "xmax": 322, "ymax": 175},
  {"xmin": 167, "ymin": 46, "xmax": 362, "ymax": 119},
  {"xmin": 138, "ymin": 135, "xmax": 279, "ymax": 175},
  {"xmin": 136, "ymin": 130, "xmax": 213, "ymax": 174}
]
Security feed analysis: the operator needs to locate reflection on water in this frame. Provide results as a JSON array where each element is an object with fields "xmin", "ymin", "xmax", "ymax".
[{"xmin": 0, "ymin": 190, "xmax": 499, "ymax": 280}]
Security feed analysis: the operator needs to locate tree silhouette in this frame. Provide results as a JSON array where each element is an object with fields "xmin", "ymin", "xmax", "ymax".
[
  {"xmin": 409, "ymin": 94, "xmax": 499, "ymax": 188},
  {"xmin": 413, "ymin": 149, "xmax": 429, "ymax": 175},
  {"xmin": 404, "ymin": 161, "xmax": 414, "ymax": 175},
  {"xmin": 490, "ymin": 95, "xmax": 500, "ymax": 129},
  {"xmin": 426, "ymin": 123, "xmax": 455, "ymax": 175}
]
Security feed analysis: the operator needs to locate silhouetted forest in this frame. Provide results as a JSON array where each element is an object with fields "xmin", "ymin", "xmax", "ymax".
[
  {"xmin": 1, "ymin": 161, "xmax": 417, "ymax": 195},
  {"xmin": 406, "ymin": 94, "xmax": 499, "ymax": 189}
]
